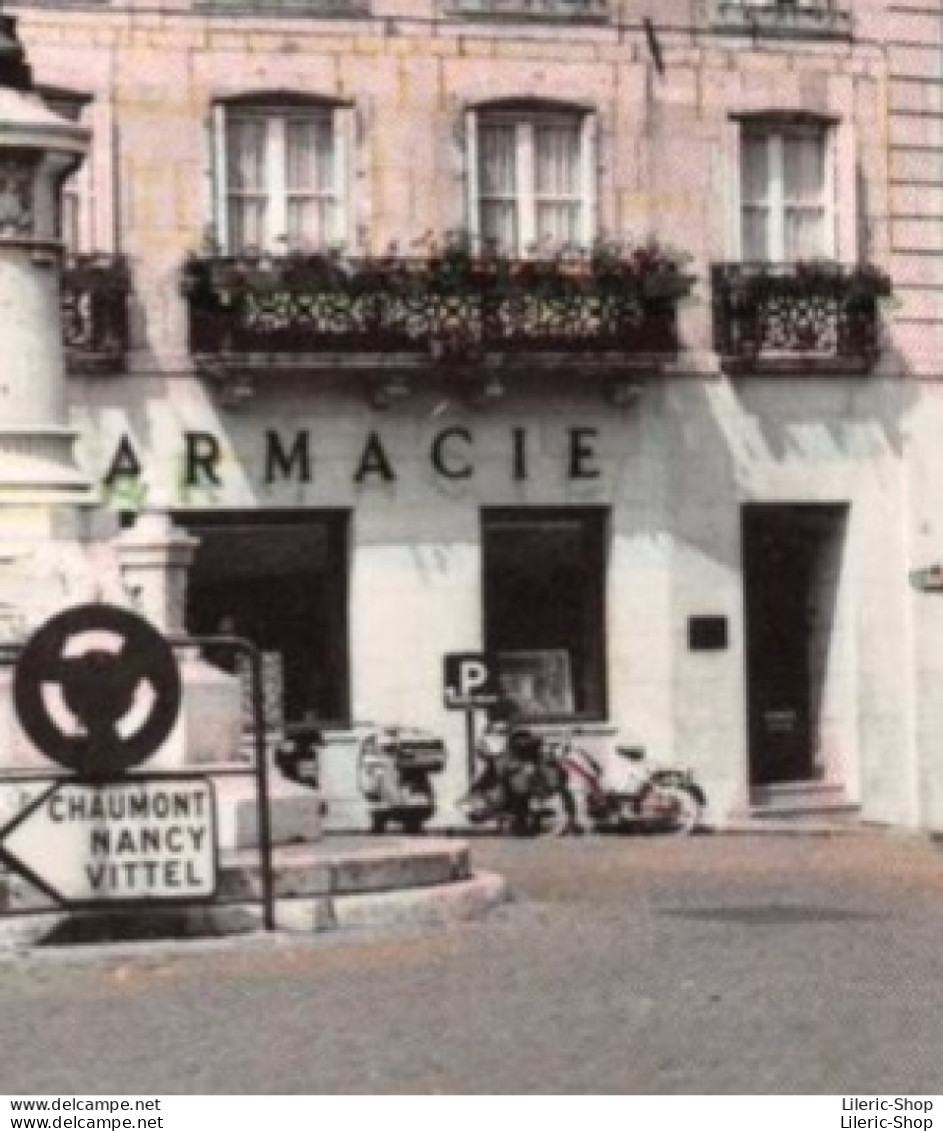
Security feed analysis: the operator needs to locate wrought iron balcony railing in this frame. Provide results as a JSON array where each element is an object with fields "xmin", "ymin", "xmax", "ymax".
[
  {"xmin": 182, "ymin": 252, "xmax": 692, "ymax": 363},
  {"xmin": 443, "ymin": 0, "xmax": 610, "ymax": 21},
  {"xmin": 712, "ymin": 1, "xmax": 851, "ymax": 38},
  {"xmin": 61, "ymin": 254, "xmax": 131, "ymax": 375},
  {"xmin": 711, "ymin": 262, "xmax": 891, "ymax": 374}
]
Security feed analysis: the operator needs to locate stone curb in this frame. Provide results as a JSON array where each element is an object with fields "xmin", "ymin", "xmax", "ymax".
[
  {"xmin": 3, "ymin": 836, "xmax": 472, "ymax": 912},
  {"xmin": 217, "ymin": 838, "xmax": 471, "ymax": 900},
  {"xmin": 435, "ymin": 820, "xmax": 872, "ymax": 838},
  {"xmin": 0, "ymin": 871, "xmax": 509, "ymax": 950},
  {"xmin": 720, "ymin": 821, "xmax": 873, "ymax": 836}
]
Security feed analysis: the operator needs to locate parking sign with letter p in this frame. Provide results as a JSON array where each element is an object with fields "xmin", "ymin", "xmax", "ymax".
[{"xmin": 443, "ymin": 653, "xmax": 498, "ymax": 709}]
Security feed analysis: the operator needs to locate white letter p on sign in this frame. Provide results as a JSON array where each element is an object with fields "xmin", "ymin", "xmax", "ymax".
[{"xmin": 459, "ymin": 659, "xmax": 488, "ymax": 699}]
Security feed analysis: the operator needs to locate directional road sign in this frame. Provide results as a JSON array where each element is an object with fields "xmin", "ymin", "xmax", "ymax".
[{"xmin": 0, "ymin": 777, "xmax": 217, "ymax": 907}]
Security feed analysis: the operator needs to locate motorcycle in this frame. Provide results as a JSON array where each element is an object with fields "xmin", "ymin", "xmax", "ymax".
[
  {"xmin": 458, "ymin": 725, "xmax": 580, "ymax": 836},
  {"xmin": 554, "ymin": 732, "xmax": 706, "ymax": 835}
]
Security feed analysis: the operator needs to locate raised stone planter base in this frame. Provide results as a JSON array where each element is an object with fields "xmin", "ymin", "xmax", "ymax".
[{"xmin": 0, "ymin": 837, "xmax": 507, "ymax": 947}]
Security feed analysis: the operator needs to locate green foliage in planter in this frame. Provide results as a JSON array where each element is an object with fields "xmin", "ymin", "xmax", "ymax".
[
  {"xmin": 180, "ymin": 232, "xmax": 697, "ymax": 305},
  {"xmin": 724, "ymin": 260, "xmax": 893, "ymax": 305}
]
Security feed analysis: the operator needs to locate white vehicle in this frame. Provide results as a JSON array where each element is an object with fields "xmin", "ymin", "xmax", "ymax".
[{"xmin": 356, "ymin": 724, "xmax": 448, "ymax": 834}]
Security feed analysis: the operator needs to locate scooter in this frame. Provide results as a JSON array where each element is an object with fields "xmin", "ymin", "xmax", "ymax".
[
  {"xmin": 275, "ymin": 721, "xmax": 447, "ymax": 834},
  {"xmin": 458, "ymin": 725, "xmax": 579, "ymax": 836},
  {"xmin": 356, "ymin": 724, "xmax": 448, "ymax": 834},
  {"xmin": 551, "ymin": 732, "xmax": 706, "ymax": 835}
]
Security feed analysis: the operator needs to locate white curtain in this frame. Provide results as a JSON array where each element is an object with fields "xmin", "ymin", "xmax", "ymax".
[
  {"xmin": 226, "ymin": 115, "xmax": 268, "ymax": 253},
  {"xmin": 534, "ymin": 122, "xmax": 580, "ymax": 249},
  {"xmin": 783, "ymin": 130, "xmax": 826, "ymax": 260},
  {"xmin": 226, "ymin": 111, "xmax": 336, "ymax": 253},
  {"xmin": 741, "ymin": 127, "xmax": 826, "ymax": 261},
  {"xmin": 740, "ymin": 132, "xmax": 770, "ymax": 262},
  {"xmin": 286, "ymin": 116, "xmax": 335, "ymax": 250},
  {"xmin": 478, "ymin": 123, "xmax": 518, "ymax": 253}
]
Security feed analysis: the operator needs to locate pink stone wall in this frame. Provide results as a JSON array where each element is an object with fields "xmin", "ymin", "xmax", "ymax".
[{"xmin": 9, "ymin": 0, "xmax": 914, "ymax": 370}]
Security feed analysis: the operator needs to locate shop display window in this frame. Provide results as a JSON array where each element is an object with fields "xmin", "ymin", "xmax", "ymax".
[
  {"xmin": 482, "ymin": 507, "xmax": 607, "ymax": 721},
  {"xmin": 177, "ymin": 509, "xmax": 350, "ymax": 726}
]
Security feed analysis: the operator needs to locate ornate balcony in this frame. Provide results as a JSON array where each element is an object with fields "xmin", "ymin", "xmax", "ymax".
[
  {"xmin": 443, "ymin": 0, "xmax": 610, "ymax": 21},
  {"xmin": 61, "ymin": 254, "xmax": 131, "ymax": 375},
  {"xmin": 712, "ymin": 1, "xmax": 851, "ymax": 39},
  {"xmin": 711, "ymin": 262, "xmax": 891, "ymax": 374},
  {"xmin": 182, "ymin": 247, "xmax": 692, "ymax": 372}
]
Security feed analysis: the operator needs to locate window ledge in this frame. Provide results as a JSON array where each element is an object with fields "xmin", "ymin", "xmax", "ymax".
[
  {"xmin": 442, "ymin": 0, "xmax": 610, "ymax": 23},
  {"xmin": 720, "ymin": 353, "xmax": 875, "ymax": 376},
  {"xmin": 66, "ymin": 349, "xmax": 128, "ymax": 376},
  {"xmin": 4, "ymin": 0, "xmax": 110, "ymax": 8},
  {"xmin": 712, "ymin": 3, "xmax": 852, "ymax": 40},
  {"xmin": 193, "ymin": 350, "xmax": 674, "ymax": 373},
  {"xmin": 192, "ymin": 0, "xmax": 370, "ymax": 16}
]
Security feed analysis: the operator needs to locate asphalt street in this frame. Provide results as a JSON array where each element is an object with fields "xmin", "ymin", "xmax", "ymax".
[{"xmin": 2, "ymin": 831, "xmax": 943, "ymax": 1094}]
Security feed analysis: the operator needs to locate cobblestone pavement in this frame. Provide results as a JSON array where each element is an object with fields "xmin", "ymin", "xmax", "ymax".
[{"xmin": 2, "ymin": 831, "xmax": 943, "ymax": 1094}]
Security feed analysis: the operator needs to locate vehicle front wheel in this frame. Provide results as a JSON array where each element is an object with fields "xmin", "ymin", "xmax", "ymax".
[
  {"xmin": 370, "ymin": 812, "xmax": 388, "ymax": 834},
  {"xmin": 661, "ymin": 785, "xmax": 702, "ymax": 835}
]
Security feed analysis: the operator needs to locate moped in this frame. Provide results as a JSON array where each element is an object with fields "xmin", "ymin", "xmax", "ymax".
[{"xmin": 553, "ymin": 731, "xmax": 706, "ymax": 834}]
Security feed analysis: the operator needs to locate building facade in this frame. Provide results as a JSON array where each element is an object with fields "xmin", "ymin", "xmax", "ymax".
[{"xmin": 3, "ymin": 0, "xmax": 940, "ymax": 828}]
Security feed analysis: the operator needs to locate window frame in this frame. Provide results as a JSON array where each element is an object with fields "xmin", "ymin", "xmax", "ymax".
[
  {"xmin": 465, "ymin": 104, "xmax": 597, "ymax": 257},
  {"xmin": 212, "ymin": 96, "xmax": 353, "ymax": 256},
  {"xmin": 735, "ymin": 117, "xmax": 836, "ymax": 263}
]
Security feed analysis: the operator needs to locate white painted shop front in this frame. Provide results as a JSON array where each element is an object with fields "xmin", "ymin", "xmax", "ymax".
[{"xmin": 76, "ymin": 370, "xmax": 913, "ymax": 827}]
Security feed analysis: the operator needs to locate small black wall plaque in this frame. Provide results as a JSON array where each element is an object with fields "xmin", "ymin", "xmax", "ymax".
[{"xmin": 688, "ymin": 615, "xmax": 728, "ymax": 652}]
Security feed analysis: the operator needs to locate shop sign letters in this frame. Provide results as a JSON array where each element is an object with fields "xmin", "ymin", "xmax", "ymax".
[{"xmin": 102, "ymin": 425, "xmax": 603, "ymax": 491}]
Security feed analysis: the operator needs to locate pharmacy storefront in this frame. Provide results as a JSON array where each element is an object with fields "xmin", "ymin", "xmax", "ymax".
[{"xmin": 78, "ymin": 371, "xmax": 915, "ymax": 827}]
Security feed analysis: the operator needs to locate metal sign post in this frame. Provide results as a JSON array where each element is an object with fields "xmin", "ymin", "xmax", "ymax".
[
  {"xmin": 164, "ymin": 634, "xmax": 275, "ymax": 934},
  {"xmin": 443, "ymin": 652, "xmax": 499, "ymax": 786},
  {"xmin": 228, "ymin": 637, "xmax": 272, "ymax": 932}
]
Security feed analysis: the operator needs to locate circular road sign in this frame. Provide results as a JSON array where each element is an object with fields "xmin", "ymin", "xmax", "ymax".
[{"xmin": 13, "ymin": 604, "xmax": 182, "ymax": 778}]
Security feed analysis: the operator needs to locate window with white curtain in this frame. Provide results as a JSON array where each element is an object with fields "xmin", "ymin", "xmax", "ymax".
[
  {"xmin": 215, "ymin": 101, "xmax": 348, "ymax": 254},
  {"xmin": 469, "ymin": 108, "xmax": 595, "ymax": 256},
  {"xmin": 740, "ymin": 122, "xmax": 833, "ymax": 262}
]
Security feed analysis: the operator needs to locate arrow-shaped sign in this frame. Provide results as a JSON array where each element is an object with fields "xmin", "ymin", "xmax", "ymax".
[{"xmin": 0, "ymin": 777, "xmax": 217, "ymax": 907}]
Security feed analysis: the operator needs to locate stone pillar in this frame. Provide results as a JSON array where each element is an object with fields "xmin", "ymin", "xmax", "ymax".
[
  {"xmin": 0, "ymin": 13, "xmax": 100, "ymax": 779},
  {"xmin": 114, "ymin": 511, "xmax": 198, "ymax": 634},
  {"xmin": 113, "ymin": 511, "xmax": 243, "ymax": 770},
  {"xmin": 0, "ymin": 15, "xmax": 91, "ymax": 508}
]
